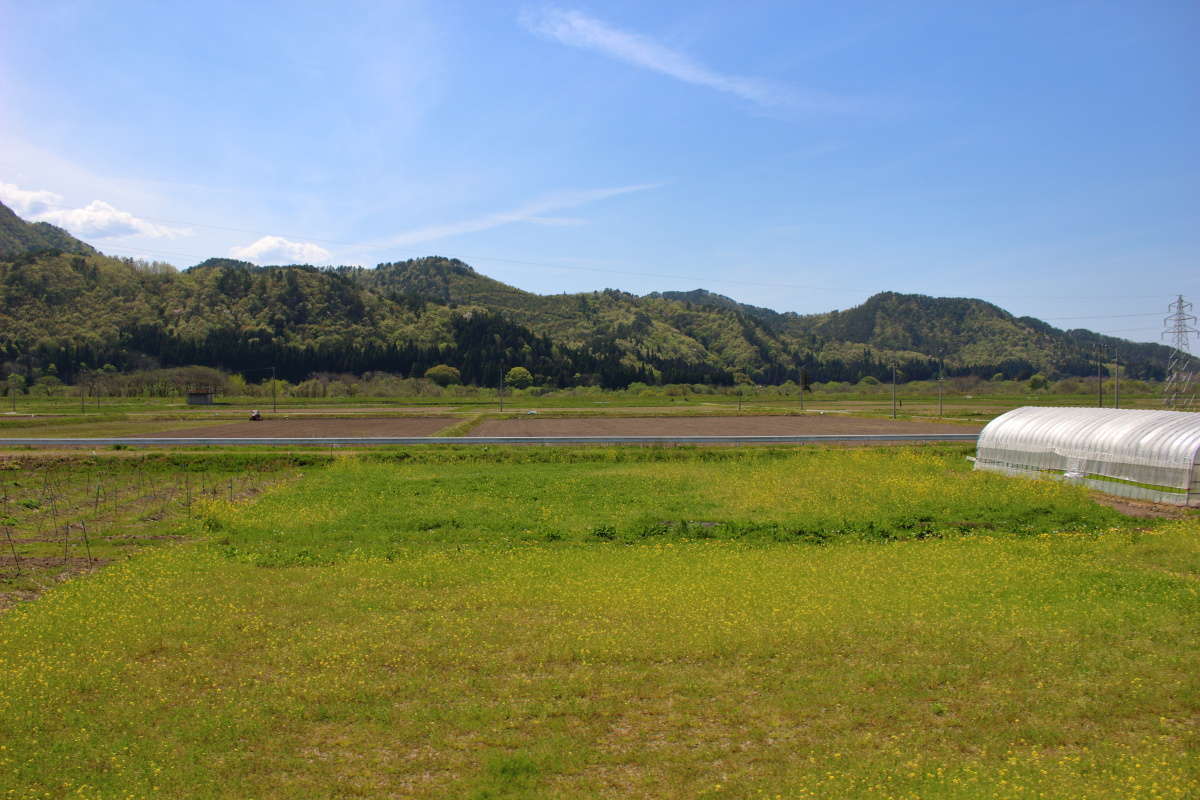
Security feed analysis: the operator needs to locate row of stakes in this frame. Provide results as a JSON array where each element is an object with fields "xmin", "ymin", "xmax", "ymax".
[{"xmin": 1, "ymin": 471, "xmax": 260, "ymax": 576}]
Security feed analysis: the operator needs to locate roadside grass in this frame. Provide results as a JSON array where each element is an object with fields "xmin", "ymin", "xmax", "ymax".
[{"xmin": 0, "ymin": 447, "xmax": 1196, "ymax": 798}]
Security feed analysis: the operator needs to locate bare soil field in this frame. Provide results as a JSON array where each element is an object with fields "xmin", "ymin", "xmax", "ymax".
[
  {"xmin": 153, "ymin": 405, "xmax": 460, "ymax": 417},
  {"xmin": 469, "ymin": 414, "xmax": 982, "ymax": 437},
  {"xmin": 137, "ymin": 416, "xmax": 456, "ymax": 438},
  {"xmin": 1091, "ymin": 495, "xmax": 1192, "ymax": 519}
]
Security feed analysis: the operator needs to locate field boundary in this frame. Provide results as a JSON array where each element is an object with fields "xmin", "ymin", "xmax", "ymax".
[{"xmin": 0, "ymin": 433, "xmax": 980, "ymax": 447}]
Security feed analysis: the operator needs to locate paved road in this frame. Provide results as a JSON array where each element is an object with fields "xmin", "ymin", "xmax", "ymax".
[{"xmin": 0, "ymin": 434, "xmax": 980, "ymax": 447}]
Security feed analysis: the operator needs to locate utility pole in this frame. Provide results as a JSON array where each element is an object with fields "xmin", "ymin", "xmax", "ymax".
[
  {"xmin": 244, "ymin": 367, "xmax": 278, "ymax": 413},
  {"xmin": 498, "ymin": 363, "xmax": 504, "ymax": 412},
  {"xmin": 1162, "ymin": 295, "xmax": 1199, "ymax": 410},
  {"xmin": 937, "ymin": 353, "xmax": 944, "ymax": 419},
  {"xmin": 1114, "ymin": 352, "xmax": 1120, "ymax": 409},
  {"xmin": 891, "ymin": 364, "xmax": 897, "ymax": 419},
  {"xmin": 1097, "ymin": 348, "xmax": 1104, "ymax": 408}
]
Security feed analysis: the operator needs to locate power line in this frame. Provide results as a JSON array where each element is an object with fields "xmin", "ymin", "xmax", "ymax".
[
  {"xmin": 437, "ymin": 253, "xmax": 1178, "ymax": 301},
  {"xmin": 16, "ymin": 192, "xmax": 1191, "ymax": 325},
  {"xmin": 97, "ymin": 242, "xmax": 218, "ymax": 262},
  {"xmin": 1041, "ymin": 312, "xmax": 1163, "ymax": 321},
  {"xmin": 1081, "ymin": 327, "xmax": 1165, "ymax": 334},
  {"xmin": 87, "ymin": 243, "xmax": 1190, "ymax": 340}
]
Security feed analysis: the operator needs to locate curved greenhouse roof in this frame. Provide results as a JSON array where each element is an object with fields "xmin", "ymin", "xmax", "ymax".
[{"xmin": 974, "ymin": 406, "xmax": 1200, "ymax": 505}]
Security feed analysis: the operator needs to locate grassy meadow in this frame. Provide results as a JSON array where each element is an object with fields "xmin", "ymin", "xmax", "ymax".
[{"xmin": 0, "ymin": 447, "xmax": 1197, "ymax": 798}]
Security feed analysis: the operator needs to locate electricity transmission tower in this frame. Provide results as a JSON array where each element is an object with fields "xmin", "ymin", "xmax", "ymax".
[{"xmin": 1162, "ymin": 295, "xmax": 1199, "ymax": 410}]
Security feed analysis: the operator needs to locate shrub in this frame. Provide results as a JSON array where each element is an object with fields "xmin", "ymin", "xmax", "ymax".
[
  {"xmin": 590, "ymin": 524, "xmax": 616, "ymax": 540},
  {"xmin": 504, "ymin": 366, "xmax": 534, "ymax": 389},
  {"xmin": 424, "ymin": 364, "xmax": 462, "ymax": 387}
]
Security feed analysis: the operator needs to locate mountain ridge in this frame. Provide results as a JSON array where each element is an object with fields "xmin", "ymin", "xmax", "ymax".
[{"xmin": 0, "ymin": 201, "xmax": 1172, "ymax": 386}]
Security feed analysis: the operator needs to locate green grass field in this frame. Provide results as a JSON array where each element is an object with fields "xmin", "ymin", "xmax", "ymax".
[{"xmin": 0, "ymin": 448, "xmax": 1197, "ymax": 798}]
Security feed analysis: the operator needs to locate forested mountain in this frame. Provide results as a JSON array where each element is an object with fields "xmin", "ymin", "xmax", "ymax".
[{"xmin": 0, "ymin": 202, "xmax": 1176, "ymax": 387}]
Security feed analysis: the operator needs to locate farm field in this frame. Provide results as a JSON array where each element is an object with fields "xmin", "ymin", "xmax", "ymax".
[
  {"xmin": 1, "ymin": 410, "xmax": 978, "ymax": 444},
  {"xmin": 1, "ymin": 447, "xmax": 1197, "ymax": 798},
  {"xmin": 0, "ymin": 453, "xmax": 320, "ymax": 607},
  {"xmin": 0, "ymin": 385, "xmax": 1169, "ymax": 440},
  {"xmin": 467, "ymin": 415, "xmax": 979, "ymax": 438},
  {"xmin": 129, "ymin": 416, "xmax": 457, "ymax": 439}
]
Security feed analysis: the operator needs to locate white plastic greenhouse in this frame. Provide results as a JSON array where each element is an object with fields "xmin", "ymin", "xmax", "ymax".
[{"xmin": 973, "ymin": 406, "xmax": 1200, "ymax": 506}]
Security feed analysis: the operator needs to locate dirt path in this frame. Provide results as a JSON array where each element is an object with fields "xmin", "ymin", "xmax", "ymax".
[{"xmin": 1091, "ymin": 495, "xmax": 1193, "ymax": 519}]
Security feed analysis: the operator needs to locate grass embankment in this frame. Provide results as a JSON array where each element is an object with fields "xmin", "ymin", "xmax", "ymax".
[{"xmin": 0, "ymin": 447, "xmax": 1197, "ymax": 798}]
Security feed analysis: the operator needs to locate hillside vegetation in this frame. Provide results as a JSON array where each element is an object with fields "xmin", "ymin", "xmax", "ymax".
[
  {"xmin": 0, "ymin": 201, "xmax": 1172, "ymax": 388},
  {"xmin": 0, "ymin": 201, "xmax": 96, "ymax": 259}
]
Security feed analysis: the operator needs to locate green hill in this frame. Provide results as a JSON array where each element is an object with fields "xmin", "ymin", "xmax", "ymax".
[
  {"xmin": 0, "ymin": 202, "xmax": 96, "ymax": 259},
  {"xmin": 0, "ymin": 201, "xmax": 1175, "ymax": 387}
]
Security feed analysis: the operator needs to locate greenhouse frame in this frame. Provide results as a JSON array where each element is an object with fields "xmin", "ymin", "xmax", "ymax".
[{"xmin": 973, "ymin": 406, "xmax": 1200, "ymax": 506}]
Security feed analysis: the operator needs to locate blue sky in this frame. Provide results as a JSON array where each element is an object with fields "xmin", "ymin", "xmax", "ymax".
[{"xmin": 1, "ymin": 1, "xmax": 1197, "ymax": 342}]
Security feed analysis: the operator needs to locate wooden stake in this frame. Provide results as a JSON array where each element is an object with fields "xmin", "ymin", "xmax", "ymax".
[
  {"xmin": 3, "ymin": 524, "xmax": 19, "ymax": 575},
  {"xmin": 2, "ymin": 492, "xmax": 19, "ymax": 576},
  {"xmin": 79, "ymin": 520, "xmax": 93, "ymax": 565}
]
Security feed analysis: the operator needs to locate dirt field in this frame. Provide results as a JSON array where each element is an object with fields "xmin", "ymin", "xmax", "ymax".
[
  {"xmin": 150, "ymin": 405, "xmax": 460, "ymax": 417},
  {"xmin": 137, "ymin": 417, "xmax": 456, "ymax": 438},
  {"xmin": 469, "ymin": 415, "xmax": 981, "ymax": 437}
]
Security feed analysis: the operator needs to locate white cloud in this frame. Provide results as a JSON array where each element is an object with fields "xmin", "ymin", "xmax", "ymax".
[
  {"xmin": 230, "ymin": 235, "xmax": 332, "ymax": 264},
  {"xmin": 0, "ymin": 182, "xmax": 63, "ymax": 216},
  {"xmin": 378, "ymin": 183, "xmax": 659, "ymax": 248},
  {"xmin": 35, "ymin": 200, "xmax": 192, "ymax": 239},
  {"xmin": 522, "ymin": 8, "xmax": 795, "ymax": 107}
]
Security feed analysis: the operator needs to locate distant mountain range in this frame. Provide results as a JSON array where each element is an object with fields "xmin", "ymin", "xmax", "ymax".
[{"xmin": 0, "ymin": 200, "xmax": 1174, "ymax": 386}]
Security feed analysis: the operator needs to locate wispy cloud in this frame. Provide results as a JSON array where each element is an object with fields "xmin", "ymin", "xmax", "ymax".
[
  {"xmin": 377, "ymin": 183, "xmax": 660, "ymax": 248},
  {"xmin": 230, "ymin": 235, "xmax": 331, "ymax": 265},
  {"xmin": 524, "ymin": 216, "xmax": 587, "ymax": 227},
  {"xmin": 521, "ymin": 8, "xmax": 849, "ymax": 111}
]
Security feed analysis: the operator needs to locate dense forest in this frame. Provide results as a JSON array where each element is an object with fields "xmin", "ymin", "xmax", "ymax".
[{"xmin": 0, "ymin": 200, "xmax": 1178, "ymax": 389}]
